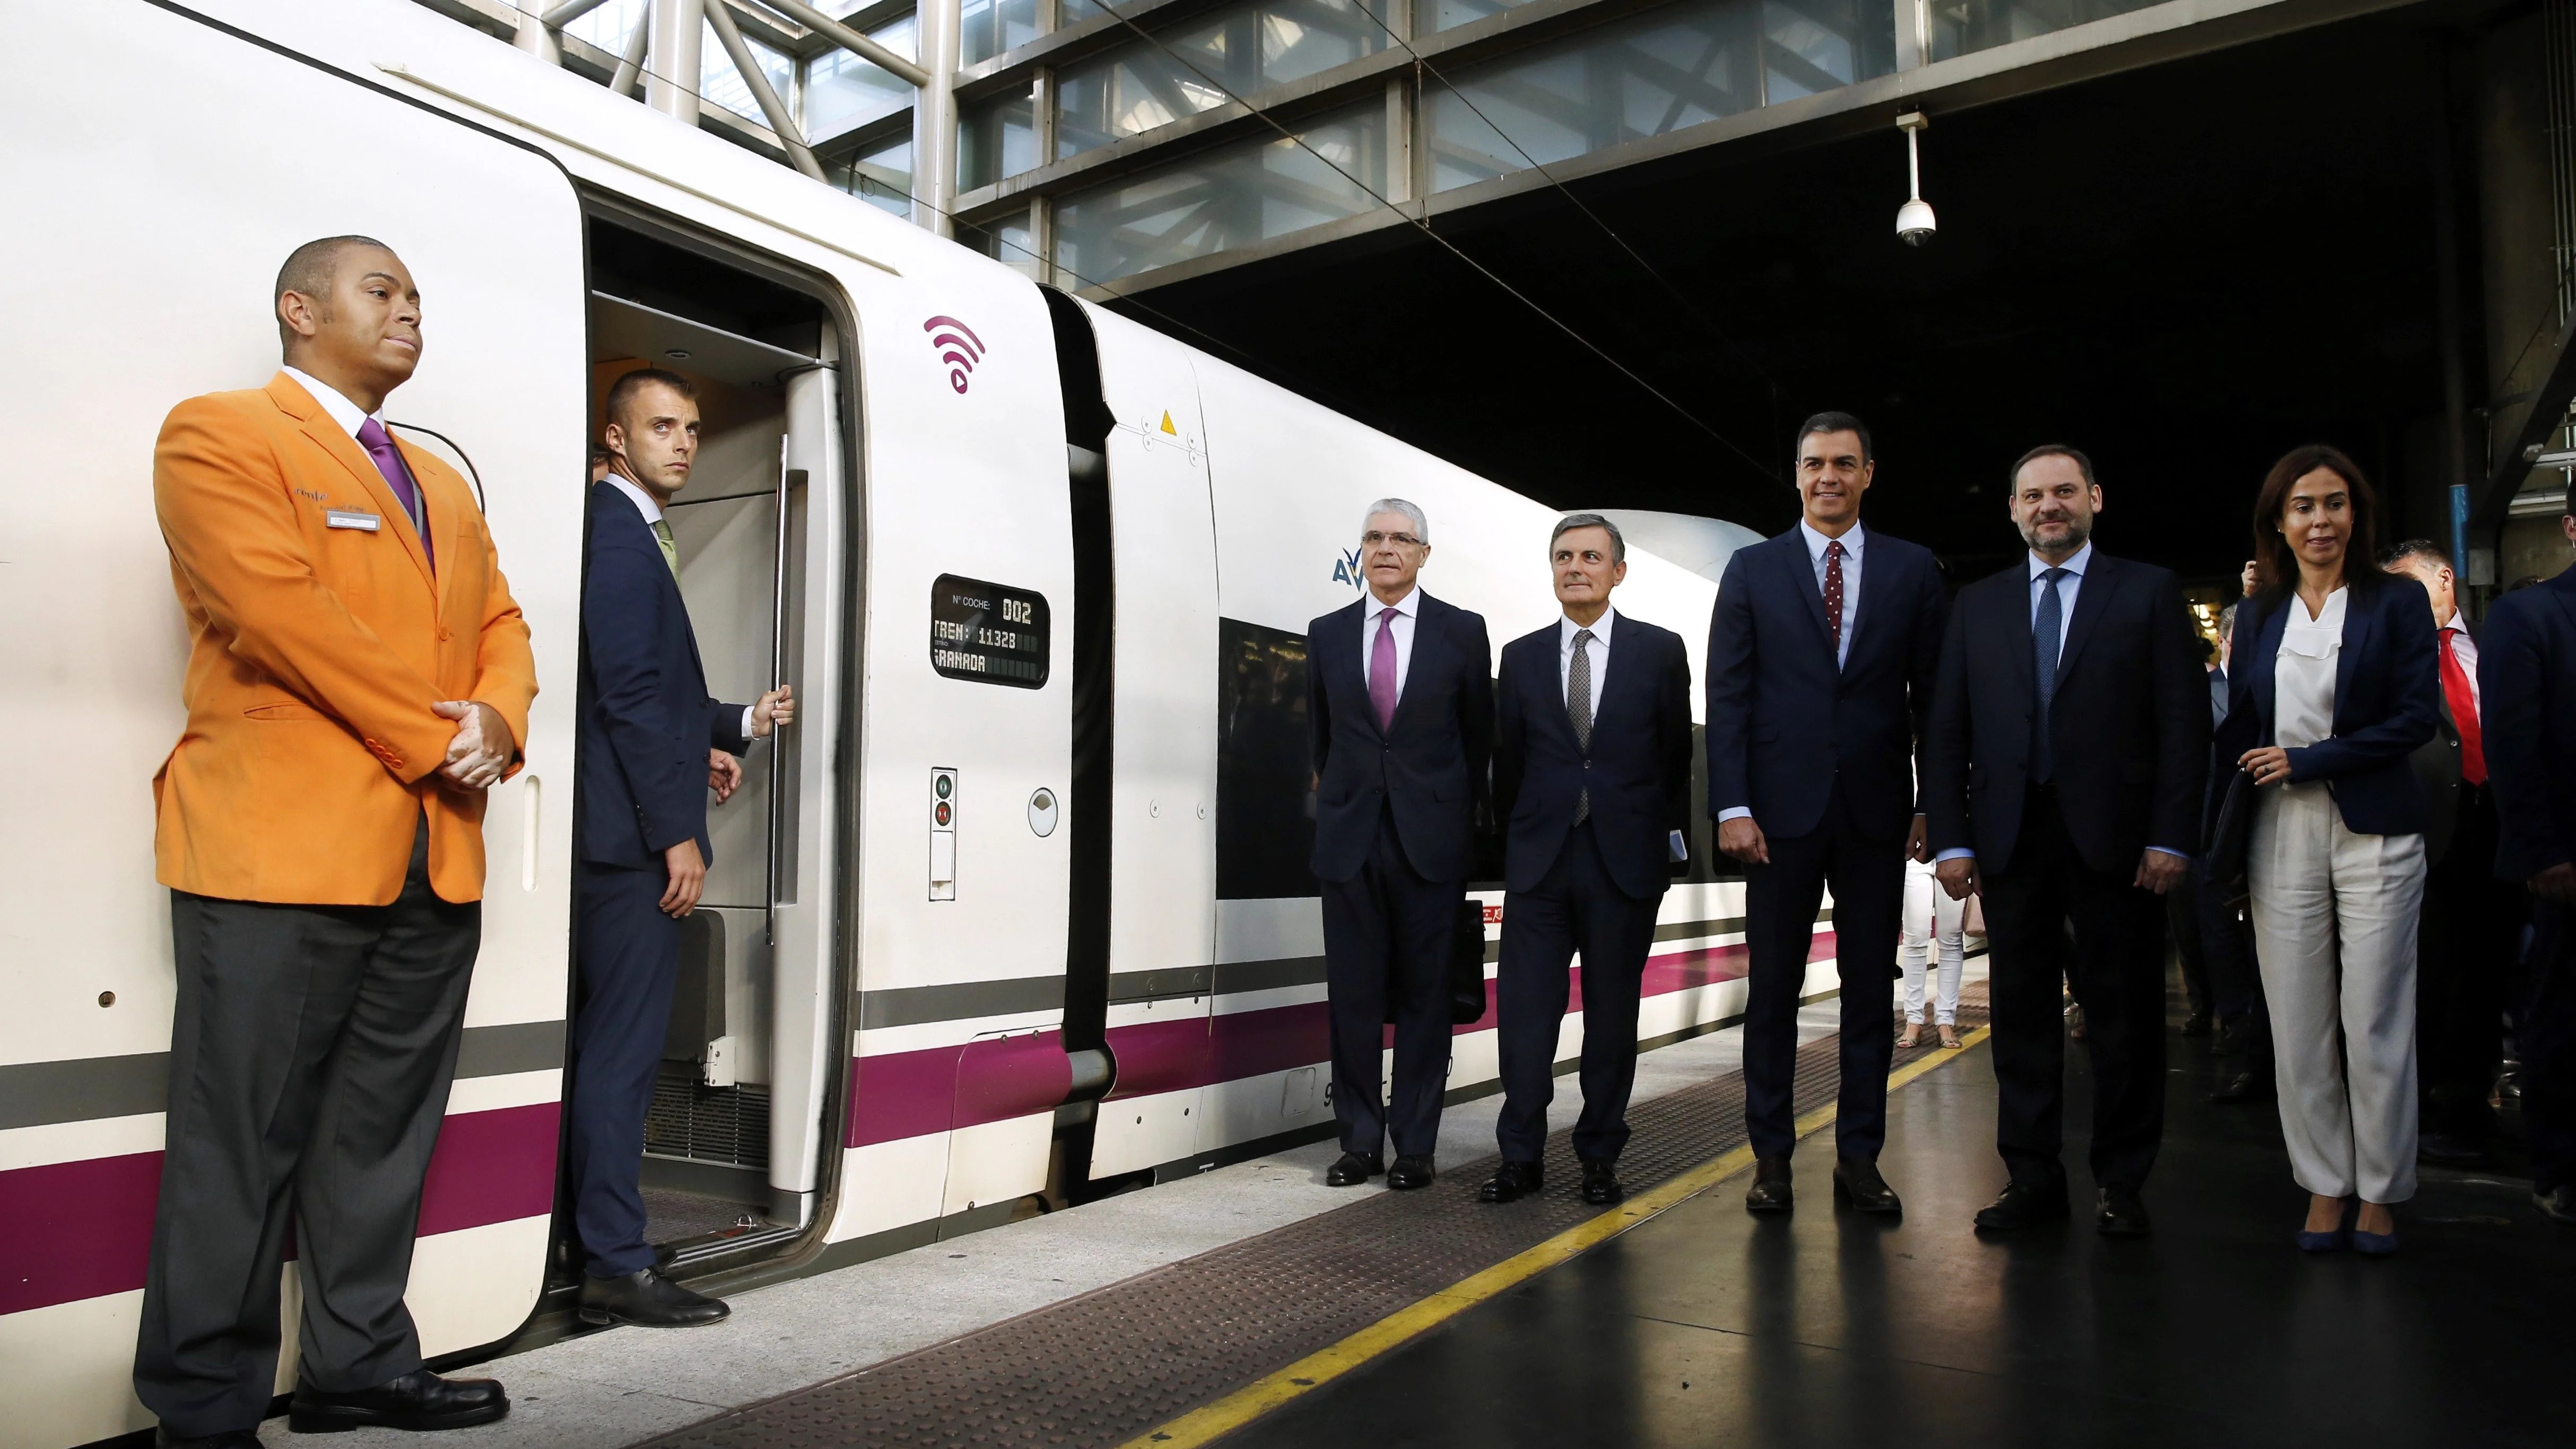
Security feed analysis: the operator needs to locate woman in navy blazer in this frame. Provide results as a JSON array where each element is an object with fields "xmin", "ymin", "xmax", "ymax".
[{"xmin": 2219, "ymin": 445, "xmax": 2440, "ymax": 1254}]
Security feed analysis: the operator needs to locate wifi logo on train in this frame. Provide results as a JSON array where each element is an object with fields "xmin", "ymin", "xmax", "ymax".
[{"xmin": 926, "ymin": 316, "xmax": 986, "ymax": 394}]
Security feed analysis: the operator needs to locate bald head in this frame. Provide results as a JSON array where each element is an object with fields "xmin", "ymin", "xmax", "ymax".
[{"xmin": 275, "ymin": 236, "xmax": 393, "ymax": 346}]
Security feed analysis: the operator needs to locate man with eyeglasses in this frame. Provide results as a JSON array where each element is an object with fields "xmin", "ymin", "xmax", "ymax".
[{"xmin": 1308, "ymin": 500, "xmax": 1494, "ymax": 1191}]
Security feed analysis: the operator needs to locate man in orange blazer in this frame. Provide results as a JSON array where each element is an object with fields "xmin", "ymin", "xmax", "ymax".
[{"xmin": 134, "ymin": 237, "xmax": 536, "ymax": 1447}]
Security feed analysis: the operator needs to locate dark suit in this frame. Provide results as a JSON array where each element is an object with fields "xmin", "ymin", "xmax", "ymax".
[
  {"xmin": 573, "ymin": 481, "xmax": 751, "ymax": 1277},
  {"xmin": 2481, "ymin": 568, "xmax": 2576, "ymax": 1192},
  {"xmin": 2413, "ymin": 618, "xmax": 2521, "ymax": 1141},
  {"xmin": 1708, "ymin": 524, "xmax": 1947, "ymax": 1163},
  {"xmin": 1924, "ymin": 549, "xmax": 2207, "ymax": 1194},
  {"xmin": 1308, "ymin": 589, "xmax": 1493, "ymax": 1157},
  {"xmin": 2216, "ymin": 579, "xmax": 2442, "ymax": 836},
  {"xmin": 2197, "ymin": 663, "xmax": 2270, "ymax": 1067},
  {"xmin": 1492, "ymin": 610, "xmax": 1692, "ymax": 1164}
]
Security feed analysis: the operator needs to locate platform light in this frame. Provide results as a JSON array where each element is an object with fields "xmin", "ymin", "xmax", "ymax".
[{"xmin": 1896, "ymin": 111, "xmax": 1936, "ymax": 247}]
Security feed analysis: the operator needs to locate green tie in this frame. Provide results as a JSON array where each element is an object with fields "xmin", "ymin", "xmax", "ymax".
[{"xmin": 651, "ymin": 519, "xmax": 679, "ymax": 582}]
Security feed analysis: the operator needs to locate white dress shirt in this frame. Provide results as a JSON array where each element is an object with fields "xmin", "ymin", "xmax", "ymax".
[
  {"xmin": 2029, "ymin": 541, "xmax": 2093, "ymax": 656},
  {"xmin": 2437, "ymin": 608, "xmax": 2481, "ymax": 721},
  {"xmin": 282, "ymin": 365, "xmax": 381, "ymax": 440},
  {"xmin": 602, "ymin": 474, "xmax": 760, "ymax": 745},
  {"xmin": 1559, "ymin": 605, "xmax": 1613, "ymax": 722},
  {"xmin": 1361, "ymin": 585, "xmax": 1422, "ymax": 699},
  {"xmin": 2276, "ymin": 587, "xmax": 2346, "ymax": 753},
  {"xmin": 1799, "ymin": 519, "xmax": 1865, "ymax": 671}
]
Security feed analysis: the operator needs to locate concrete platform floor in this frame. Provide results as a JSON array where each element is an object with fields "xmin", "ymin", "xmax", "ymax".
[
  {"xmin": 257, "ymin": 976, "xmax": 1911, "ymax": 1449},
  {"xmin": 1223, "ymin": 1019, "xmax": 2574, "ymax": 1449}
]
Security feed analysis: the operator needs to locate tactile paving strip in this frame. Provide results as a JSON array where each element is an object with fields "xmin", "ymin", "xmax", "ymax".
[{"xmin": 645, "ymin": 984, "xmax": 1992, "ymax": 1449}]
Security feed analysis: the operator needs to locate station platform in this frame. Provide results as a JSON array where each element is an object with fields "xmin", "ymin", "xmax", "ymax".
[{"xmin": 280, "ymin": 967, "xmax": 2570, "ymax": 1449}]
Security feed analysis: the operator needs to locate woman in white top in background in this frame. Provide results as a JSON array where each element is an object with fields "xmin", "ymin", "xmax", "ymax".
[
  {"xmin": 2217, "ymin": 444, "xmax": 2442, "ymax": 1254},
  {"xmin": 1900, "ymin": 856, "xmax": 1966, "ymax": 1049}
]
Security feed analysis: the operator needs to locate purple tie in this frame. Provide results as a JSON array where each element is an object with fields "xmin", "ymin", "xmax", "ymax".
[
  {"xmin": 1369, "ymin": 607, "xmax": 1400, "ymax": 733},
  {"xmin": 355, "ymin": 417, "xmax": 431, "ymax": 569}
]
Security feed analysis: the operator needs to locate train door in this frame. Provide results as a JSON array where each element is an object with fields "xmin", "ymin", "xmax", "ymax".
[
  {"xmin": 1073, "ymin": 306, "xmax": 1222, "ymax": 1181},
  {"xmin": 0, "ymin": 5, "xmax": 585, "ymax": 1445},
  {"xmin": 578, "ymin": 216, "xmax": 849, "ymax": 1275}
]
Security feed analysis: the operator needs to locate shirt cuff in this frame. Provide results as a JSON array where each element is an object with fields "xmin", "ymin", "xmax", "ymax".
[
  {"xmin": 1934, "ymin": 848, "xmax": 1974, "ymax": 863},
  {"xmin": 742, "ymin": 705, "xmax": 758, "ymax": 741},
  {"xmin": 1716, "ymin": 807, "xmax": 1752, "ymax": 823},
  {"xmin": 2146, "ymin": 846, "xmax": 2191, "ymax": 861}
]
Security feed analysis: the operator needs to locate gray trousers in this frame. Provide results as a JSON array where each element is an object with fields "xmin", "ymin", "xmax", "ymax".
[{"xmin": 134, "ymin": 819, "xmax": 480, "ymax": 1436}]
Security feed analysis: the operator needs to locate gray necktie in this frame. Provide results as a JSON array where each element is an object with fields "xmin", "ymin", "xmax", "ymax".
[
  {"xmin": 2033, "ymin": 568, "xmax": 2068, "ymax": 785},
  {"xmin": 1570, "ymin": 628, "xmax": 1595, "ymax": 822}
]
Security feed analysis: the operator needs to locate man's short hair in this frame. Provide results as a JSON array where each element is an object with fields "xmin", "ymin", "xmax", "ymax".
[
  {"xmin": 1549, "ymin": 512, "xmax": 1625, "ymax": 563},
  {"xmin": 2218, "ymin": 602, "xmax": 2238, "ymax": 638},
  {"xmin": 1795, "ymin": 411, "xmax": 1872, "ymax": 465},
  {"xmin": 1363, "ymin": 497, "xmax": 1430, "ymax": 545},
  {"xmin": 2009, "ymin": 443, "xmax": 2097, "ymax": 491},
  {"xmin": 605, "ymin": 367, "xmax": 699, "ymax": 432},
  {"xmin": 274, "ymin": 234, "xmax": 393, "ymax": 346},
  {"xmin": 2380, "ymin": 538, "xmax": 2452, "ymax": 571}
]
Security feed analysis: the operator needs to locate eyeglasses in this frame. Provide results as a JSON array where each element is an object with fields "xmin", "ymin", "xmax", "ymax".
[{"xmin": 1361, "ymin": 530, "xmax": 1424, "ymax": 549}]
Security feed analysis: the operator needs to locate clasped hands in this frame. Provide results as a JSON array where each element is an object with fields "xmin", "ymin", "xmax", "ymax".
[{"xmin": 431, "ymin": 700, "xmax": 512, "ymax": 790}]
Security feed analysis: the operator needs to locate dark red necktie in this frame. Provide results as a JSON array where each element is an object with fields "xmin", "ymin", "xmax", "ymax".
[
  {"xmin": 2438, "ymin": 629, "xmax": 2485, "ymax": 785},
  {"xmin": 1823, "ymin": 538, "xmax": 1847, "ymax": 653}
]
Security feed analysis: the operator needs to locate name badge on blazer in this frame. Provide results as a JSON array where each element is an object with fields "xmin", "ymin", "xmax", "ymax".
[{"xmin": 325, "ymin": 509, "xmax": 381, "ymax": 532}]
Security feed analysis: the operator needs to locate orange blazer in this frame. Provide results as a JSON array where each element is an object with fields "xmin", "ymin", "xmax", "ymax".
[{"xmin": 152, "ymin": 372, "xmax": 539, "ymax": 905}]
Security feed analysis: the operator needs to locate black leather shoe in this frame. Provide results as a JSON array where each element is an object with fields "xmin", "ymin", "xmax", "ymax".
[
  {"xmin": 2181, "ymin": 1009, "xmax": 2213, "ymax": 1037},
  {"xmin": 1745, "ymin": 1156, "xmax": 1793, "ymax": 1214},
  {"xmin": 1832, "ymin": 1157, "xmax": 1902, "ymax": 1215},
  {"xmin": 1386, "ymin": 1154, "xmax": 1435, "ymax": 1190},
  {"xmin": 157, "ymin": 1430, "xmax": 264, "ymax": 1449},
  {"xmin": 1478, "ymin": 1159, "xmax": 1543, "ymax": 1203},
  {"xmin": 579, "ymin": 1267, "xmax": 730, "ymax": 1328},
  {"xmin": 1326, "ymin": 1150, "xmax": 1383, "ymax": 1186},
  {"xmin": 289, "ymin": 1369, "xmax": 508, "ymax": 1433},
  {"xmin": 1581, "ymin": 1159, "xmax": 1624, "ymax": 1205},
  {"xmin": 2211, "ymin": 1068, "xmax": 2273, "ymax": 1105},
  {"xmin": 1973, "ymin": 1181, "xmax": 2070, "ymax": 1231},
  {"xmin": 2095, "ymin": 1189, "xmax": 2153, "ymax": 1238},
  {"xmin": 2536, "ymin": 1183, "xmax": 2576, "ymax": 1224}
]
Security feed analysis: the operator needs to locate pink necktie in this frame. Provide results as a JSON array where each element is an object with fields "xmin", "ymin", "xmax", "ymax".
[
  {"xmin": 1369, "ymin": 607, "xmax": 1400, "ymax": 732},
  {"xmin": 355, "ymin": 417, "xmax": 431, "ymax": 569}
]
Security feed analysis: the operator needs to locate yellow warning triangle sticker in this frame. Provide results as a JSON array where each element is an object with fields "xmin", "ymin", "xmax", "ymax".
[{"xmin": 1160, "ymin": 411, "xmax": 1178, "ymax": 435}]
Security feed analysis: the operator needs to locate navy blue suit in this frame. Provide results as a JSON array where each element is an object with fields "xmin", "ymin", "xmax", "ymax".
[
  {"xmin": 2216, "ymin": 578, "xmax": 2442, "ymax": 837},
  {"xmin": 572, "ymin": 481, "xmax": 750, "ymax": 1277},
  {"xmin": 1924, "ymin": 551, "xmax": 2208, "ymax": 1195},
  {"xmin": 2481, "ymin": 568, "xmax": 2576, "ymax": 1192},
  {"xmin": 1307, "ymin": 590, "xmax": 1493, "ymax": 1158},
  {"xmin": 1491, "ymin": 611, "xmax": 1692, "ymax": 1164},
  {"xmin": 1707, "ymin": 525, "xmax": 1947, "ymax": 1163}
]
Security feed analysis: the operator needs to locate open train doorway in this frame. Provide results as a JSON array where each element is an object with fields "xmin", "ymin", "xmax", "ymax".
[{"xmin": 566, "ymin": 214, "xmax": 855, "ymax": 1286}]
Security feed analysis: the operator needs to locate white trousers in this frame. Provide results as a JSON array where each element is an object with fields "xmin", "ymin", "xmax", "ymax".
[
  {"xmin": 1900, "ymin": 862, "xmax": 1966, "ymax": 1026},
  {"xmin": 2248, "ymin": 781, "xmax": 2425, "ymax": 1202}
]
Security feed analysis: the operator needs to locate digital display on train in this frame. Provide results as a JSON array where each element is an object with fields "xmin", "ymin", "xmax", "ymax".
[{"xmin": 929, "ymin": 574, "xmax": 1050, "ymax": 688}]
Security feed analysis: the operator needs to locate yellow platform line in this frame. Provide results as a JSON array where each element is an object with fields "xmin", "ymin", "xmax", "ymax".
[{"xmin": 1121, "ymin": 1025, "xmax": 1994, "ymax": 1449}]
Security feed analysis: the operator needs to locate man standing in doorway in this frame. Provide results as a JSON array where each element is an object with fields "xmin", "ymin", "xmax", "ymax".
[
  {"xmin": 1708, "ymin": 413, "xmax": 1948, "ymax": 1215},
  {"xmin": 2479, "ymin": 497, "xmax": 2576, "ymax": 1223},
  {"xmin": 1483, "ymin": 514, "xmax": 1693, "ymax": 1207},
  {"xmin": 573, "ymin": 368, "xmax": 793, "ymax": 1325},
  {"xmin": 1923, "ymin": 446, "xmax": 2206, "ymax": 1236},
  {"xmin": 138, "ymin": 237, "xmax": 535, "ymax": 1443},
  {"xmin": 2383, "ymin": 539, "xmax": 2518, "ymax": 1162},
  {"xmin": 1309, "ymin": 500, "xmax": 1493, "ymax": 1190}
]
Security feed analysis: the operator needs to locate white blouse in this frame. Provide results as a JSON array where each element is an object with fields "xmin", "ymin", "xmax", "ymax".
[{"xmin": 2274, "ymin": 587, "xmax": 2346, "ymax": 751}]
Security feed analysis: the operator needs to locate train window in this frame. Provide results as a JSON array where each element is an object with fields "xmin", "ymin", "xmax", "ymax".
[
  {"xmin": 1216, "ymin": 619, "xmax": 1318, "ymax": 899},
  {"xmin": 930, "ymin": 574, "xmax": 1051, "ymax": 686}
]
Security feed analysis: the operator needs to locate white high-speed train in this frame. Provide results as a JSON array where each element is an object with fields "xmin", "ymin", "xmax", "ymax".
[{"xmin": 0, "ymin": 3, "xmax": 1837, "ymax": 1444}]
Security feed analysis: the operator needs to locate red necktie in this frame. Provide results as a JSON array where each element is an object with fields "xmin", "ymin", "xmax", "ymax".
[
  {"xmin": 1823, "ymin": 538, "xmax": 1847, "ymax": 653},
  {"xmin": 2437, "ymin": 629, "xmax": 2485, "ymax": 785}
]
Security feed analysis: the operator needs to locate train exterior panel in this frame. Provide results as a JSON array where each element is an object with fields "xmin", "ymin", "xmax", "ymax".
[{"xmin": 0, "ymin": 4, "xmax": 1836, "ymax": 1444}]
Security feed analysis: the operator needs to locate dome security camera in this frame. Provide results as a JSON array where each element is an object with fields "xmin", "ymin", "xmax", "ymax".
[{"xmin": 1895, "ymin": 111, "xmax": 1935, "ymax": 247}]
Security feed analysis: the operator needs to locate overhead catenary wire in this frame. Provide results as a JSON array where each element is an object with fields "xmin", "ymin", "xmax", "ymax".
[{"xmin": 1060, "ymin": 0, "xmax": 1787, "ymax": 491}]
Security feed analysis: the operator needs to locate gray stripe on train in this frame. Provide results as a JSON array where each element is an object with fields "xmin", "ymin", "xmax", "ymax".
[{"xmin": 0, "ymin": 1018, "xmax": 568, "ymax": 1133}]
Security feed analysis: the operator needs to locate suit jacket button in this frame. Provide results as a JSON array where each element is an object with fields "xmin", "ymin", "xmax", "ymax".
[{"xmin": 438, "ymin": 626, "xmax": 452, "ymax": 642}]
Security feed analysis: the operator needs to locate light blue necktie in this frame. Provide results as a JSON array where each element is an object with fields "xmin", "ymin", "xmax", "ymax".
[{"xmin": 2032, "ymin": 568, "xmax": 2069, "ymax": 784}]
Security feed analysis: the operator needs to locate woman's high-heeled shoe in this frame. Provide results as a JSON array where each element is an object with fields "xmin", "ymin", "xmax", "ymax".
[
  {"xmin": 2296, "ymin": 1199, "xmax": 2354, "ymax": 1253},
  {"xmin": 1938, "ymin": 1024, "xmax": 1963, "ymax": 1049},
  {"xmin": 1898, "ymin": 1021, "xmax": 1924, "ymax": 1049}
]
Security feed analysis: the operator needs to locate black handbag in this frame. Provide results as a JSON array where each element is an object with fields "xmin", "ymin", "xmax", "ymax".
[{"xmin": 2204, "ymin": 769, "xmax": 2256, "ymax": 911}]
